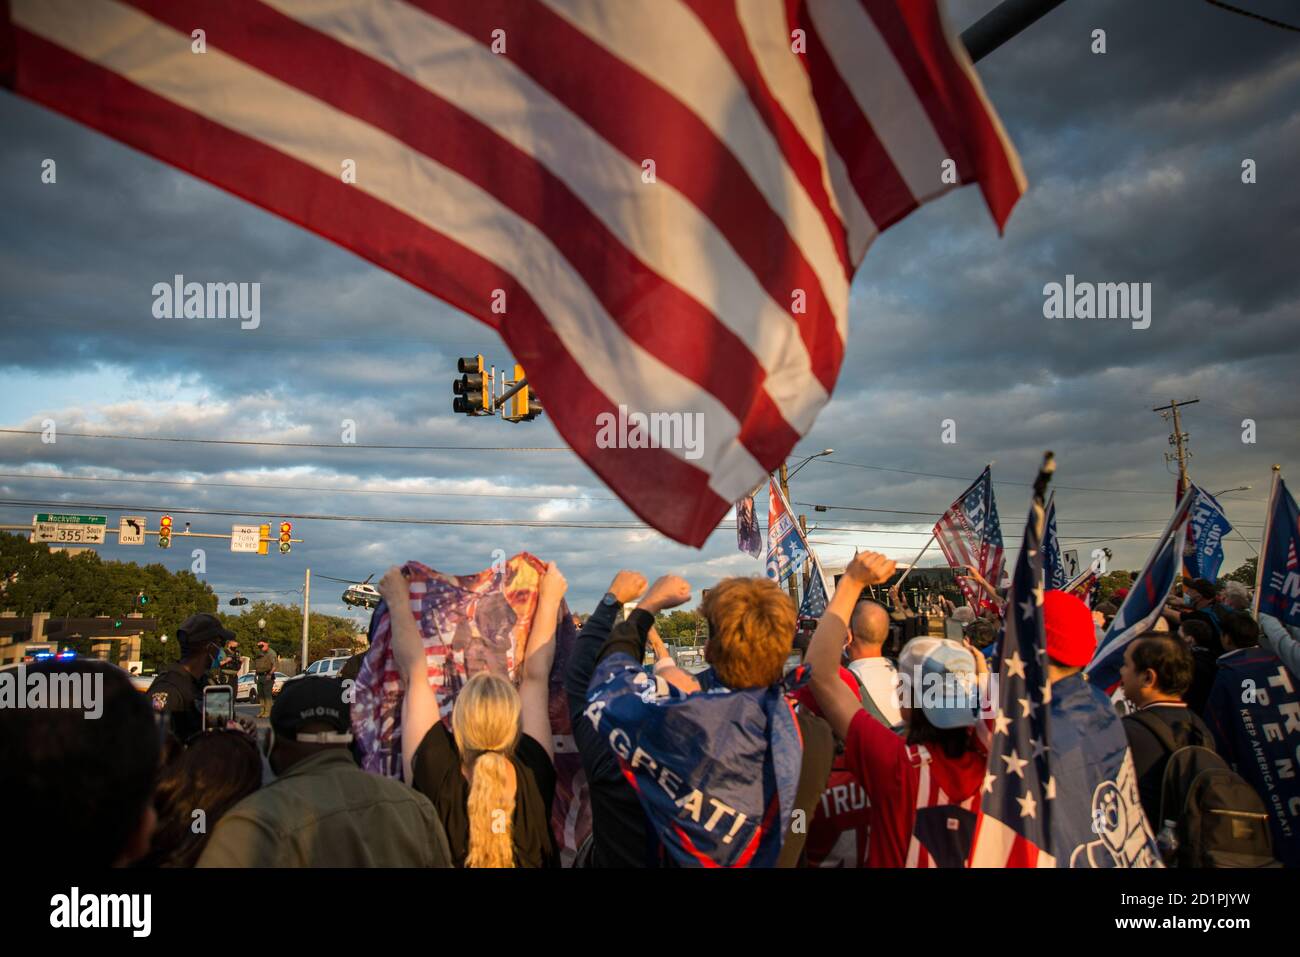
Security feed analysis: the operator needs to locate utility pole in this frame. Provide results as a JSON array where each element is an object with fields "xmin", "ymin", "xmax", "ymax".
[
  {"xmin": 778, "ymin": 463, "xmax": 799, "ymax": 605},
  {"xmin": 300, "ymin": 567, "xmax": 311, "ymax": 671},
  {"xmin": 1153, "ymin": 398, "xmax": 1199, "ymax": 497},
  {"xmin": 799, "ymin": 513, "xmax": 810, "ymax": 596}
]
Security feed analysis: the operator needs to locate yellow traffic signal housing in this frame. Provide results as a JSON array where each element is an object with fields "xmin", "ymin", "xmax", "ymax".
[{"xmin": 258, "ymin": 523, "xmax": 270, "ymax": 555}]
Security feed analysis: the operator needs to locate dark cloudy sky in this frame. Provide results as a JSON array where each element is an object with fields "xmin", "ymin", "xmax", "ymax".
[{"xmin": 2, "ymin": 0, "xmax": 1297, "ymax": 623}]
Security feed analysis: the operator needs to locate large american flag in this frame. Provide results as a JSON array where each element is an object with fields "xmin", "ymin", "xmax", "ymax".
[
  {"xmin": 968, "ymin": 455, "xmax": 1055, "ymax": 867},
  {"xmin": 934, "ymin": 466, "xmax": 1005, "ymax": 610},
  {"xmin": 2, "ymin": 0, "xmax": 1024, "ymax": 546}
]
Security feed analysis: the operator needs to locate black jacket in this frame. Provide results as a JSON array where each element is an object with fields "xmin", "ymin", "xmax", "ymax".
[{"xmin": 1122, "ymin": 703, "xmax": 1215, "ymax": 827}]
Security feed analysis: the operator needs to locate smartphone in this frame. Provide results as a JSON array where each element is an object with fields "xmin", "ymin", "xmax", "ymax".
[{"xmin": 202, "ymin": 685, "xmax": 235, "ymax": 731}]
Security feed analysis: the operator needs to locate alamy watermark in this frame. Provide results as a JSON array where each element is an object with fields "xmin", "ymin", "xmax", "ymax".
[
  {"xmin": 595, "ymin": 405, "xmax": 704, "ymax": 460},
  {"xmin": 1042, "ymin": 274, "xmax": 1150, "ymax": 330},
  {"xmin": 152, "ymin": 274, "xmax": 260, "ymax": 330},
  {"xmin": 0, "ymin": 664, "xmax": 103, "ymax": 718}
]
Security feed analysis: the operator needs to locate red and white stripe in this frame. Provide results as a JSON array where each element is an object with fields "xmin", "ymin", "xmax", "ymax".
[{"xmin": 1, "ymin": 0, "xmax": 1024, "ymax": 545}]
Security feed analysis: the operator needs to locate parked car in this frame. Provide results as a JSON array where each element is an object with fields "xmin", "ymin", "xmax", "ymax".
[
  {"xmin": 282, "ymin": 657, "xmax": 350, "ymax": 686},
  {"xmin": 236, "ymin": 671, "xmax": 290, "ymax": 702}
]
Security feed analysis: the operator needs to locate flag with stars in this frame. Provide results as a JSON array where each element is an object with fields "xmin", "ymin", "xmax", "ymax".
[
  {"xmin": 934, "ymin": 466, "xmax": 1005, "ymax": 613},
  {"xmin": 969, "ymin": 455, "xmax": 1056, "ymax": 867},
  {"xmin": 798, "ymin": 553, "xmax": 832, "ymax": 620},
  {"xmin": 1086, "ymin": 491, "xmax": 1195, "ymax": 691}
]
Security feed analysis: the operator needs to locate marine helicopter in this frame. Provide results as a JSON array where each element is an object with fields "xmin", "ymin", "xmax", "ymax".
[{"xmin": 340, "ymin": 574, "xmax": 381, "ymax": 609}]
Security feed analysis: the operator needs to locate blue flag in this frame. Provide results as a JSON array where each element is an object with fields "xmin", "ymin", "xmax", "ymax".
[
  {"xmin": 1049, "ymin": 674, "xmax": 1160, "ymax": 867},
  {"xmin": 1086, "ymin": 492, "xmax": 1194, "ymax": 690},
  {"xmin": 798, "ymin": 560, "xmax": 829, "ymax": 619},
  {"xmin": 1183, "ymin": 484, "xmax": 1232, "ymax": 582},
  {"xmin": 1257, "ymin": 476, "xmax": 1300, "ymax": 627},
  {"xmin": 583, "ymin": 655, "xmax": 806, "ymax": 867},
  {"xmin": 1043, "ymin": 493, "xmax": 1068, "ymax": 591},
  {"xmin": 1203, "ymin": 647, "xmax": 1300, "ymax": 866}
]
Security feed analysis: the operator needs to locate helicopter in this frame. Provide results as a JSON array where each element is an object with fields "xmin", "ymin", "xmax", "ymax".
[{"xmin": 341, "ymin": 574, "xmax": 382, "ymax": 609}]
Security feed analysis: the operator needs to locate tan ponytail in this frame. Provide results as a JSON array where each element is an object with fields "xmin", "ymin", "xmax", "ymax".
[{"xmin": 452, "ymin": 672, "xmax": 521, "ymax": 868}]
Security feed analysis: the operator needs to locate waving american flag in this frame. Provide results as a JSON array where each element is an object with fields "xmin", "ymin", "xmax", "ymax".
[
  {"xmin": 2, "ymin": 0, "xmax": 1024, "ymax": 545},
  {"xmin": 935, "ymin": 466, "xmax": 1006, "ymax": 610},
  {"xmin": 969, "ymin": 454, "xmax": 1055, "ymax": 867}
]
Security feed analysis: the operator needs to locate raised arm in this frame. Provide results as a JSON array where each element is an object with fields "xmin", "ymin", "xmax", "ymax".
[
  {"xmin": 807, "ymin": 551, "xmax": 897, "ymax": 739},
  {"xmin": 520, "ymin": 562, "xmax": 567, "ymax": 761},
  {"xmin": 648, "ymin": 622, "xmax": 701, "ymax": 695},
  {"xmin": 377, "ymin": 566, "xmax": 438, "ymax": 783}
]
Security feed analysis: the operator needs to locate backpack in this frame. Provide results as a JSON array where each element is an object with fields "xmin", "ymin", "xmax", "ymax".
[
  {"xmin": 1128, "ymin": 710, "xmax": 1278, "ymax": 868},
  {"xmin": 847, "ymin": 665, "xmax": 903, "ymax": 733}
]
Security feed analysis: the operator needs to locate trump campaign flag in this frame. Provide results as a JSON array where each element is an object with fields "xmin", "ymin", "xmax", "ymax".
[
  {"xmin": 584, "ymin": 650, "xmax": 807, "ymax": 867},
  {"xmin": 969, "ymin": 455, "xmax": 1055, "ymax": 867},
  {"xmin": 1043, "ymin": 493, "xmax": 1068, "ymax": 590},
  {"xmin": 934, "ymin": 466, "xmax": 1005, "ymax": 611},
  {"xmin": 1086, "ymin": 492, "xmax": 1196, "ymax": 691},
  {"xmin": 767, "ymin": 478, "xmax": 810, "ymax": 585},
  {"xmin": 1184, "ymin": 484, "xmax": 1232, "ymax": 582},
  {"xmin": 735, "ymin": 492, "xmax": 763, "ymax": 558},
  {"xmin": 1063, "ymin": 567, "xmax": 1099, "ymax": 608},
  {"xmin": 1256, "ymin": 473, "xmax": 1300, "ymax": 627},
  {"xmin": 1, "ymin": 0, "xmax": 1024, "ymax": 547}
]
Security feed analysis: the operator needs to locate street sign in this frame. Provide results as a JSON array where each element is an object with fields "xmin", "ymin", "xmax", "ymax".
[
  {"xmin": 118, "ymin": 515, "xmax": 146, "ymax": 546},
  {"xmin": 33, "ymin": 513, "xmax": 107, "ymax": 545},
  {"xmin": 1063, "ymin": 549, "xmax": 1080, "ymax": 578},
  {"xmin": 230, "ymin": 524, "xmax": 262, "ymax": 553}
]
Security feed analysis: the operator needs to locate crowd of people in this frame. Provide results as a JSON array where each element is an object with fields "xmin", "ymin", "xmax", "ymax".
[{"xmin": 2, "ymin": 550, "xmax": 1296, "ymax": 870}]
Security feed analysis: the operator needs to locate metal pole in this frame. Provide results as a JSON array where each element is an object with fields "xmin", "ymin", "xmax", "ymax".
[
  {"xmin": 300, "ymin": 567, "xmax": 311, "ymax": 671},
  {"xmin": 895, "ymin": 532, "xmax": 938, "ymax": 588},
  {"xmin": 960, "ymin": 0, "xmax": 1068, "ymax": 63},
  {"xmin": 1253, "ymin": 467, "xmax": 1280, "ymax": 617}
]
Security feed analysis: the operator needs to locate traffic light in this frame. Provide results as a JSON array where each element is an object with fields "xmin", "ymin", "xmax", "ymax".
[
  {"xmin": 506, "ymin": 364, "xmax": 544, "ymax": 422},
  {"xmin": 453, "ymin": 355, "xmax": 488, "ymax": 415},
  {"xmin": 278, "ymin": 521, "xmax": 292, "ymax": 554},
  {"xmin": 136, "ymin": 591, "xmax": 148, "ymax": 608},
  {"xmin": 158, "ymin": 514, "xmax": 173, "ymax": 548}
]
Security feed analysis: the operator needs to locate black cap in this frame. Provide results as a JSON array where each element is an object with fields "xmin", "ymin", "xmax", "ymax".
[
  {"xmin": 271, "ymin": 677, "xmax": 352, "ymax": 740},
  {"xmin": 177, "ymin": 613, "xmax": 235, "ymax": 652}
]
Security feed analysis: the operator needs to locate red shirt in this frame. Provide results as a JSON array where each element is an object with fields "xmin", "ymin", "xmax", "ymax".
[
  {"xmin": 844, "ymin": 710, "xmax": 987, "ymax": 868},
  {"xmin": 804, "ymin": 755, "xmax": 870, "ymax": 867}
]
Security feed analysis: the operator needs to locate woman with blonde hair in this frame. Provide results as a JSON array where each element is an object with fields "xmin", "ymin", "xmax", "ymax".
[{"xmin": 378, "ymin": 562, "xmax": 566, "ymax": 868}]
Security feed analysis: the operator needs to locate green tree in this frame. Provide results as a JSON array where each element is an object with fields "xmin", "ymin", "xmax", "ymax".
[{"xmin": 1218, "ymin": 558, "xmax": 1257, "ymax": 588}]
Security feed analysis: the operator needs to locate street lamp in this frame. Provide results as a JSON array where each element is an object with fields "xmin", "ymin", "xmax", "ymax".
[
  {"xmin": 1211, "ymin": 485, "xmax": 1250, "ymax": 497},
  {"xmin": 787, "ymin": 448, "xmax": 834, "ymax": 480},
  {"xmin": 159, "ymin": 634, "xmax": 167, "ymax": 644},
  {"xmin": 257, "ymin": 618, "xmax": 266, "ymax": 631}
]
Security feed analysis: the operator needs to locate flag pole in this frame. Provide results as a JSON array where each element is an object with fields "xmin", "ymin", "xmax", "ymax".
[
  {"xmin": 1253, "ymin": 465, "xmax": 1281, "ymax": 617},
  {"xmin": 895, "ymin": 532, "xmax": 937, "ymax": 588}
]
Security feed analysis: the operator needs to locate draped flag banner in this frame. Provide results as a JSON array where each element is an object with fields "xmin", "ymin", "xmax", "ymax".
[
  {"xmin": 1256, "ymin": 475, "xmax": 1300, "ymax": 627},
  {"xmin": 0, "ymin": 0, "xmax": 1024, "ymax": 547},
  {"xmin": 766, "ymin": 478, "xmax": 809, "ymax": 585},
  {"xmin": 1049, "ymin": 676, "xmax": 1160, "ymax": 868},
  {"xmin": 1043, "ymin": 493, "xmax": 1068, "ymax": 591},
  {"xmin": 352, "ymin": 554, "xmax": 590, "ymax": 860},
  {"xmin": 1204, "ymin": 646, "xmax": 1300, "ymax": 866},
  {"xmin": 934, "ymin": 466, "xmax": 1005, "ymax": 611},
  {"xmin": 969, "ymin": 457, "xmax": 1054, "ymax": 867},
  {"xmin": 584, "ymin": 656, "xmax": 807, "ymax": 867},
  {"xmin": 1086, "ymin": 493, "xmax": 1196, "ymax": 691},
  {"xmin": 736, "ymin": 493, "xmax": 762, "ymax": 558},
  {"xmin": 1184, "ymin": 484, "xmax": 1232, "ymax": 582}
]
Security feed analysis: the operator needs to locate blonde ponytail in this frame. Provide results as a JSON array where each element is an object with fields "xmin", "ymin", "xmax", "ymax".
[
  {"xmin": 465, "ymin": 750, "xmax": 516, "ymax": 868},
  {"xmin": 452, "ymin": 672, "xmax": 521, "ymax": 868}
]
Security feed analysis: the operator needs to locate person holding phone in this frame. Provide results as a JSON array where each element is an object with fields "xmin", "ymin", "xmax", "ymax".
[{"xmin": 147, "ymin": 613, "xmax": 237, "ymax": 742}]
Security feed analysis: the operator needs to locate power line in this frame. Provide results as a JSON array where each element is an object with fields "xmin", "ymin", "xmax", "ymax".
[
  {"xmin": 1204, "ymin": 0, "xmax": 1300, "ymax": 32},
  {"xmin": 0, "ymin": 471, "xmax": 616, "ymax": 503},
  {"xmin": 0, "ymin": 428, "xmax": 566, "ymax": 452}
]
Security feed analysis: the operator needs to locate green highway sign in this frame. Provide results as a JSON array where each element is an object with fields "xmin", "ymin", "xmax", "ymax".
[
  {"xmin": 35, "ymin": 513, "xmax": 108, "ymax": 525},
  {"xmin": 32, "ymin": 513, "xmax": 108, "ymax": 545}
]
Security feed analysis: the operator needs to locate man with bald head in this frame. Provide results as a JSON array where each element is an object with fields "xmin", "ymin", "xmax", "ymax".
[{"xmin": 844, "ymin": 601, "xmax": 903, "ymax": 729}]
